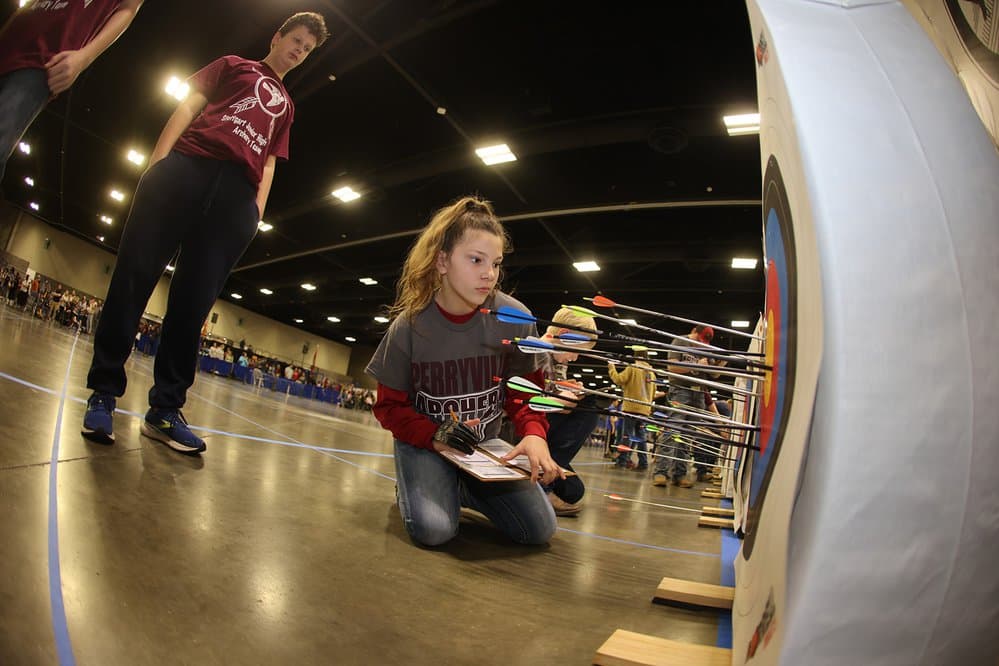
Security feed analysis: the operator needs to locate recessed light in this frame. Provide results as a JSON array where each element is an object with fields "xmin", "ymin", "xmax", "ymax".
[
  {"xmin": 126, "ymin": 149, "xmax": 146, "ymax": 166},
  {"xmin": 331, "ymin": 186, "xmax": 361, "ymax": 202},
  {"xmin": 373, "ymin": 316, "xmax": 389, "ymax": 324},
  {"xmin": 109, "ymin": 189, "xmax": 125, "ymax": 202},
  {"xmin": 231, "ymin": 293, "xmax": 243, "ymax": 299},
  {"xmin": 327, "ymin": 316, "xmax": 341, "ymax": 323},
  {"xmin": 345, "ymin": 336, "xmax": 356, "ymax": 342},
  {"xmin": 582, "ymin": 368, "xmax": 593, "ymax": 373},
  {"xmin": 731, "ymin": 320, "xmax": 750, "ymax": 328},
  {"xmin": 97, "ymin": 235, "xmax": 105, "ymax": 242},
  {"xmin": 24, "ymin": 176, "xmax": 34, "ymax": 187},
  {"xmin": 165, "ymin": 265, "xmax": 175, "ymax": 272},
  {"xmin": 259, "ymin": 288, "xmax": 273, "ymax": 295},
  {"xmin": 257, "ymin": 221, "xmax": 273, "ymax": 232},
  {"xmin": 573, "ymin": 261, "xmax": 600, "ymax": 273},
  {"xmin": 29, "ymin": 201, "xmax": 39, "ymax": 211},
  {"xmin": 301, "ymin": 283, "xmax": 316, "ymax": 291},
  {"xmin": 359, "ymin": 277, "xmax": 378, "ymax": 286},
  {"xmin": 100, "ymin": 214, "xmax": 113, "ymax": 225},
  {"xmin": 18, "ymin": 141, "xmax": 30, "ymax": 155},
  {"xmin": 731, "ymin": 257, "xmax": 758, "ymax": 269},
  {"xmin": 475, "ymin": 143, "xmax": 516, "ymax": 165},
  {"xmin": 294, "ymin": 318, "xmax": 304, "ymax": 323},
  {"xmin": 723, "ymin": 113, "xmax": 760, "ymax": 136},
  {"xmin": 165, "ymin": 76, "xmax": 190, "ymax": 101}
]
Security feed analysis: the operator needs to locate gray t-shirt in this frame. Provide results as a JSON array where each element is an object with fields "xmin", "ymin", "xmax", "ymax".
[
  {"xmin": 365, "ymin": 292, "xmax": 542, "ymax": 441},
  {"xmin": 668, "ymin": 335, "xmax": 703, "ymax": 390}
]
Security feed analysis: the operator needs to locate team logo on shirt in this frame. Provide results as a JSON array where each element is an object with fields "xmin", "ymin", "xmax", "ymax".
[{"xmin": 228, "ymin": 75, "xmax": 288, "ymax": 119}]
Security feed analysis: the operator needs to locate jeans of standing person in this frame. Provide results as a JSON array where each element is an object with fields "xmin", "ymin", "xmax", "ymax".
[
  {"xmin": 615, "ymin": 415, "xmax": 647, "ymax": 468},
  {"xmin": 393, "ymin": 440, "xmax": 557, "ymax": 547},
  {"xmin": 87, "ymin": 151, "xmax": 260, "ymax": 408},
  {"xmin": 545, "ymin": 408, "xmax": 600, "ymax": 503},
  {"xmin": 655, "ymin": 385, "xmax": 707, "ymax": 481},
  {"xmin": 0, "ymin": 68, "xmax": 50, "ymax": 184}
]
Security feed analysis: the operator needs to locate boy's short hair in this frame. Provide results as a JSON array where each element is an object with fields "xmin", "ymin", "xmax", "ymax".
[
  {"xmin": 280, "ymin": 12, "xmax": 330, "ymax": 46},
  {"xmin": 548, "ymin": 307, "xmax": 598, "ymax": 349}
]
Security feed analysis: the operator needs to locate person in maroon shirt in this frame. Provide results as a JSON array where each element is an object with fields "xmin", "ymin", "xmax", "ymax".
[
  {"xmin": 0, "ymin": 0, "xmax": 143, "ymax": 183},
  {"xmin": 82, "ymin": 12, "xmax": 329, "ymax": 454}
]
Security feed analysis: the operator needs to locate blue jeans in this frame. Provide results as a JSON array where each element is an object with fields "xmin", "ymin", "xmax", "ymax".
[
  {"xmin": 545, "ymin": 409, "xmax": 599, "ymax": 503},
  {"xmin": 393, "ymin": 440, "xmax": 557, "ymax": 547},
  {"xmin": 655, "ymin": 386, "xmax": 707, "ymax": 480},
  {"xmin": 615, "ymin": 415, "xmax": 647, "ymax": 468},
  {"xmin": 0, "ymin": 68, "xmax": 50, "ymax": 183}
]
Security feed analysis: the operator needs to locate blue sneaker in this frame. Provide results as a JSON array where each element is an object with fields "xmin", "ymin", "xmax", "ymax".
[
  {"xmin": 82, "ymin": 391, "xmax": 116, "ymax": 444},
  {"xmin": 141, "ymin": 408, "xmax": 206, "ymax": 454}
]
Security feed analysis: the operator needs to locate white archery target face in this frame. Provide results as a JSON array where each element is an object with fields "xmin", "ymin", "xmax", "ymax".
[{"xmin": 733, "ymin": 4, "xmax": 825, "ymax": 664}]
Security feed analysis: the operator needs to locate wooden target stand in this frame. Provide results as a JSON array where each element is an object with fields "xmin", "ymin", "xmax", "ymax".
[{"xmin": 593, "ymin": 495, "xmax": 738, "ymax": 665}]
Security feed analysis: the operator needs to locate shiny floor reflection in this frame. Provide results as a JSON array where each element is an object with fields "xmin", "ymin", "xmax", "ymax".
[{"xmin": 0, "ymin": 305, "xmax": 729, "ymax": 665}]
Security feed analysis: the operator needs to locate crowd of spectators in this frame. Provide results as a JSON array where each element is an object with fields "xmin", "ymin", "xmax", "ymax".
[{"xmin": 1, "ymin": 263, "xmax": 103, "ymax": 334}]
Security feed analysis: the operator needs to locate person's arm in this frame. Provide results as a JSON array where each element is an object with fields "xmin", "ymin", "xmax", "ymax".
[
  {"xmin": 371, "ymin": 383, "xmax": 439, "ymax": 450},
  {"xmin": 44, "ymin": 0, "xmax": 144, "ymax": 95},
  {"xmin": 146, "ymin": 91, "xmax": 209, "ymax": 167},
  {"xmin": 256, "ymin": 155, "xmax": 276, "ymax": 219}
]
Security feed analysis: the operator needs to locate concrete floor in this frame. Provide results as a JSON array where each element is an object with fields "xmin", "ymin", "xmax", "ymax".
[{"xmin": 0, "ymin": 304, "xmax": 728, "ymax": 665}]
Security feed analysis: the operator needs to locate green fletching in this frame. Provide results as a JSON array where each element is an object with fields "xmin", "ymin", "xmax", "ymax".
[{"xmin": 564, "ymin": 304, "xmax": 598, "ymax": 317}]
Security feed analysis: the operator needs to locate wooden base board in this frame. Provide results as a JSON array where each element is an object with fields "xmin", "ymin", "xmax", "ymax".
[
  {"xmin": 594, "ymin": 629, "xmax": 732, "ymax": 666},
  {"xmin": 698, "ymin": 516, "xmax": 734, "ymax": 530},
  {"xmin": 653, "ymin": 576, "xmax": 734, "ymax": 610},
  {"xmin": 700, "ymin": 506, "xmax": 735, "ymax": 517}
]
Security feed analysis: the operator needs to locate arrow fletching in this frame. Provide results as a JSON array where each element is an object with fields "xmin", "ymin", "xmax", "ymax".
[
  {"xmin": 513, "ymin": 336, "xmax": 554, "ymax": 354},
  {"xmin": 492, "ymin": 305, "xmax": 536, "ymax": 324},
  {"xmin": 526, "ymin": 396, "xmax": 565, "ymax": 413},
  {"xmin": 590, "ymin": 295, "xmax": 616, "ymax": 308},
  {"xmin": 557, "ymin": 332, "xmax": 592, "ymax": 346},
  {"xmin": 505, "ymin": 375, "xmax": 544, "ymax": 394},
  {"xmin": 564, "ymin": 304, "xmax": 598, "ymax": 317}
]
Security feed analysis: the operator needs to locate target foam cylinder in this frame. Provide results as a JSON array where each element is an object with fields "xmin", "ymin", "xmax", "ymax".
[{"xmin": 737, "ymin": 1, "xmax": 999, "ymax": 664}]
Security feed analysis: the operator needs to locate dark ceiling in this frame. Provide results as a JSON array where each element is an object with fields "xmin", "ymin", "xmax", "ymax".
[{"xmin": 1, "ymin": 1, "xmax": 765, "ymax": 355}]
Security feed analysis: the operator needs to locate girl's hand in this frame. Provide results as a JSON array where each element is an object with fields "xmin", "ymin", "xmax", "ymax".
[{"xmin": 502, "ymin": 434, "xmax": 564, "ymax": 484}]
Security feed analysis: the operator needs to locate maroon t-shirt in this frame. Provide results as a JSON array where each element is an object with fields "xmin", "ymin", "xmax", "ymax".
[
  {"xmin": 172, "ymin": 56, "xmax": 294, "ymax": 187},
  {"xmin": 0, "ymin": 0, "xmax": 124, "ymax": 76}
]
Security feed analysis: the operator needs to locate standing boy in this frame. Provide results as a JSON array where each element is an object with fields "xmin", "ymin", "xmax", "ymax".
[
  {"xmin": 0, "ymin": 0, "xmax": 144, "ymax": 182},
  {"xmin": 82, "ymin": 12, "xmax": 329, "ymax": 453}
]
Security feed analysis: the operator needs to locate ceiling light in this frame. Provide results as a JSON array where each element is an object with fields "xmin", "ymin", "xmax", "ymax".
[
  {"xmin": 19, "ymin": 0, "xmax": 29, "ymax": 7},
  {"xmin": 231, "ymin": 293, "xmax": 243, "ymax": 300},
  {"xmin": 345, "ymin": 336, "xmax": 356, "ymax": 342},
  {"xmin": 573, "ymin": 373, "xmax": 582, "ymax": 379},
  {"xmin": 29, "ymin": 201, "xmax": 39, "ymax": 211},
  {"xmin": 475, "ymin": 143, "xmax": 517, "ymax": 165},
  {"xmin": 257, "ymin": 221, "xmax": 273, "ymax": 232},
  {"xmin": 24, "ymin": 176, "xmax": 34, "ymax": 187},
  {"xmin": 723, "ymin": 112, "xmax": 760, "ymax": 136},
  {"xmin": 731, "ymin": 320, "xmax": 751, "ymax": 328},
  {"xmin": 731, "ymin": 257, "xmax": 758, "ymax": 269},
  {"xmin": 573, "ymin": 261, "xmax": 600, "ymax": 273},
  {"xmin": 165, "ymin": 264, "xmax": 175, "ymax": 272},
  {"xmin": 97, "ymin": 235, "xmax": 105, "ymax": 242},
  {"xmin": 331, "ymin": 186, "xmax": 361, "ymax": 202},
  {"xmin": 126, "ymin": 149, "xmax": 146, "ymax": 166},
  {"xmin": 621, "ymin": 318, "xmax": 637, "ymax": 325},
  {"xmin": 100, "ymin": 214, "xmax": 113, "ymax": 225},
  {"xmin": 359, "ymin": 277, "xmax": 378, "ymax": 286},
  {"xmin": 109, "ymin": 189, "xmax": 125, "ymax": 202},
  {"xmin": 18, "ymin": 141, "xmax": 30, "ymax": 155},
  {"xmin": 301, "ymin": 283, "xmax": 317, "ymax": 291},
  {"xmin": 165, "ymin": 76, "xmax": 190, "ymax": 101},
  {"xmin": 259, "ymin": 288, "xmax": 273, "ymax": 295},
  {"xmin": 373, "ymin": 316, "xmax": 389, "ymax": 324},
  {"xmin": 436, "ymin": 107, "xmax": 447, "ymax": 115},
  {"xmin": 583, "ymin": 368, "xmax": 593, "ymax": 373},
  {"xmin": 327, "ymin": 316, "xmax": 341, "ymax": 323},
  {"xmin": 647, "ymin": 351, "xmax": 658, "ymax": 356},
  {"xmin": 294, "ymin": 318, "xmax": 304, "ymax": 323}
]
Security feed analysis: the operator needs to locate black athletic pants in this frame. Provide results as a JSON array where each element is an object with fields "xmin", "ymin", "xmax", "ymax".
[{"xmin": 87, "ymin": 151, "xmax": 259, "ymax": 408}]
